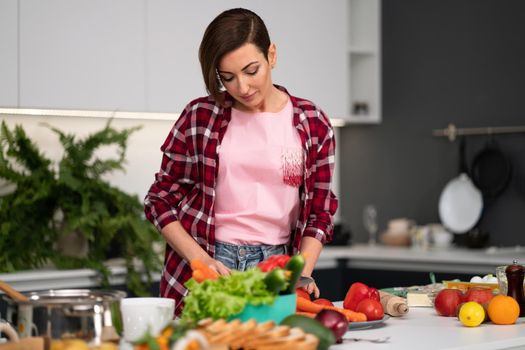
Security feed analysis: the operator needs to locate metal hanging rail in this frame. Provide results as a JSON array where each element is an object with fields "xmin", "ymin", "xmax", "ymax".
[{"xmin": 433, "ymin": 123, "xmax": 525, "ymax": 142}]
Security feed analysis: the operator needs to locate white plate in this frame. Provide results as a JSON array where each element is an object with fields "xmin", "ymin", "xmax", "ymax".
[
  {"xmin": 438, "ymin": 173, "xmax": 483, "ymax": 233},
  {"xmin": 348, "ymin": 314, "xmax": 390, "ymax": 330}
]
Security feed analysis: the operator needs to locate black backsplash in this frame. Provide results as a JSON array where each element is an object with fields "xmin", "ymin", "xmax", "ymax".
[{"xmin": 338, "ymin": 0, "xmax": 525, "ymax": 247}]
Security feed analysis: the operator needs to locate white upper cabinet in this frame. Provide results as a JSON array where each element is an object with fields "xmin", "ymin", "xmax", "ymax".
[
  {"xmin": 19, "ymin": 0, "xmax": 146, "ymax": 111},
  {"xmin": 0, "ymin": 0, "xmax": 18, "ymax": 107},
  {"xmin": 146, "ymin": 0, "xmax": 347, "ymax": 118},
  {"xmin": 346, "ymin": 0, "xmax": 381, "ymax": 124},
  {"xmin": 1, "ymin": 0, "xmax": 380, "ymax": 123}
]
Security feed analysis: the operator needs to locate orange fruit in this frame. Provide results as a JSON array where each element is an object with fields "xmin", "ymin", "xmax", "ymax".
[{"xmin": 487, "ymin": 295, "xmax": 520, "ymax": 325}]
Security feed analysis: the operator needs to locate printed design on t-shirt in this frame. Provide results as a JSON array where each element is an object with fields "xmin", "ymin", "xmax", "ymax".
[{"xmin": 282, "ymin": 148, "xmax": 303, "ymax": 187}]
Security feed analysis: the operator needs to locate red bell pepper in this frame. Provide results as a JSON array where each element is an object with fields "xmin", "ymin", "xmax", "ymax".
[
  {"xmin": 257, "ymin": 254, "xmax": 291, "ymax": 272},
  {"xmin": 343, "ymin": 282, "xmax": 381, "ymax": 311}
]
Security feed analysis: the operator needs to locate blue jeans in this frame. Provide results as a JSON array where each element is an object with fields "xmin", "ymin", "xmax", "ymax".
[{"xmin": 215, "ymin": 241, "xmax": 288, "ymax": 271}]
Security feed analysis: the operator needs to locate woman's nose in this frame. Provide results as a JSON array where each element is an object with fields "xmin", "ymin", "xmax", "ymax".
[{"xmin": 237, "ymin": 76, "xmax": 249, "ymax": 94}]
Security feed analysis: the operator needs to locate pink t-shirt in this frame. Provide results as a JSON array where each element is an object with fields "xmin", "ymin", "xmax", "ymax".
[{"xmin": 214, "ymin": 99, "xmax": 303, "ymax": 245}]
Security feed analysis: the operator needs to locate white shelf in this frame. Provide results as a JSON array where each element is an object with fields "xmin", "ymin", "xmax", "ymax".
[
  {"xmin": 346, "ymin": 0, "xmax": 381, "ymax": 124},
  {"xmin": 348, "ymin": 46, "xmax": 376, "ymax": 55},
  {"xmin": 345, "ymin": 114, "xmax": 381, "ymax": 124}
]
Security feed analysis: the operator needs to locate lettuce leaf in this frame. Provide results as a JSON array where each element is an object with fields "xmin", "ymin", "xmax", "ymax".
[{"xmin": 181, "ymin": 268, "xmax": 276, "ymax": 322}]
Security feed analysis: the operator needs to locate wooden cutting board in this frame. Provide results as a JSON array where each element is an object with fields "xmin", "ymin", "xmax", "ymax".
[{"xmin": 0, "ymin": 337, "xmax": 46, "ymax": 350}]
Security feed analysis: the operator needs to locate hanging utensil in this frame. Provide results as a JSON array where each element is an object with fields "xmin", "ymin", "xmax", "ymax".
[
  {"xmin": 471, "ymin": 137, "xmax": 512, "ymax": 200},
  {"xmin": 438, "ymin": 137, "xmax": 483, "ymax": 234}
]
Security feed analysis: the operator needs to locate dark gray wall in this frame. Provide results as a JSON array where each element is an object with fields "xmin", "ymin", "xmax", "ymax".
[{"xmin": 339, "ymin": 0, "xmax": 525, "ymax": 246}]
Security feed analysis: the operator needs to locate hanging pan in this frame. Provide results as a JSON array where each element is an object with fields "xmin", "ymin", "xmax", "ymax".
[
  {"xmin": 439, "ymin": 137, "xmax": 483, "ymax": 234},
  {"xmin": 470, "ymin": 137, "xmax": 512, "ymax": 200}
]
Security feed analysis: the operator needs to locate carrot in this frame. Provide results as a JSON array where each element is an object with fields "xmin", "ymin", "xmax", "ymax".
[
  {"xmin": 192, "ymin": 269, "xmax": 208, "ymax": 283},
  {"xmin": 296, "ymin": 311, "xmax": 317, "ymax": 318},
  {"xmin": 190, "ymin": 259, "xmax": 219, "ymax": 282},
  {"xmin": 296, "ymin": 296, "xmax": 367, "ymax": 322},
  {"xmin": 324, "ymin": 305, "xmax": 367, "ymax": 322},
  {"xmin": 297, "ymin": 296, "xmax": 323, "ymax": 313}
]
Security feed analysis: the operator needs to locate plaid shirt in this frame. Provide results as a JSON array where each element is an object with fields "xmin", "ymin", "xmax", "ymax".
[{"xmin": 144, "ymin": 86, "xmax": 338, "ymax": 314}]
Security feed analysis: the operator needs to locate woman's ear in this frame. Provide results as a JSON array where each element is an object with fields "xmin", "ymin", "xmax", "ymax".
[{"xmin": 268, "ymin": 43, "xmax": 277, "ymax": 68}]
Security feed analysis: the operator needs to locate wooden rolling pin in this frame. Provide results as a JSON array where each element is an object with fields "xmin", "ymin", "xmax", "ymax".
[
  {"xmin": 0, "ymin": 279, "xmax": 28, "ymax": 302},
  {"xmin": 379, "ymin": 290, "xmax": 409, "ymax": 317}
]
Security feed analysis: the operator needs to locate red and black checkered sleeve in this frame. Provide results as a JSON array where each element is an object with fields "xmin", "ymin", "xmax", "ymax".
[
  {"xmin": 144, "ymin": 105, "xmax": 198, "ymax": 231},
  {"xmin": 304, "ymin": 109, "xmax": 338, "ymax": 244}
]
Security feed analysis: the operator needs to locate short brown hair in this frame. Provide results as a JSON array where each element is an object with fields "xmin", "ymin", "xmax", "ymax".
[{"xmin": 199, "ymin": 8, "xmax": 271, "ymax": 103}]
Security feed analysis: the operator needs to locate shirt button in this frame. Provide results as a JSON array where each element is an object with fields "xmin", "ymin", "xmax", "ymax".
[{"xmin": 239, "ymin": 248, "xmax": 246, "ymax": 257}]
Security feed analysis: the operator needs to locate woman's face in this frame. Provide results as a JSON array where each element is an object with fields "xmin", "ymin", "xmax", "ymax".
[{"xmin": 217, "ymin": 43, "xmax": 276, "ymax": 112}]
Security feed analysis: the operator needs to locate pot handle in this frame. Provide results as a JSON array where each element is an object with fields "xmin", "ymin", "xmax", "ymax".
[{"xmin": 0, "ymin": 320, "xmax": 19, "ymax": 342}]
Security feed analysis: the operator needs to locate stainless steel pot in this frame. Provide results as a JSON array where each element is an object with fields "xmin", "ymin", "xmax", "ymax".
[{"xmin": 3, "ymin": 289, "xmax": 126, "ymax": 346}]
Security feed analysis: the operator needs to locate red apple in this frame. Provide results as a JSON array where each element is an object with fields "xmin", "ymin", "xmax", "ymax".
[
  {"xmin": 464, "ymin": 287, "xmax": 494, "ymax": 304},
  {"xmin": 434, "ymin": 289, "xmax": 465, "ymax": 317}
]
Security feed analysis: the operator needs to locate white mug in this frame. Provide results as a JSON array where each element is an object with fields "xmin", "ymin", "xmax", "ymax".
[
  {"xmin": 120, "ymin": 297, "xmax": 175, "ymax": 342},
  {"xmin": 0, "ymin": 320, "xmax": 19, "ymax": 343}
]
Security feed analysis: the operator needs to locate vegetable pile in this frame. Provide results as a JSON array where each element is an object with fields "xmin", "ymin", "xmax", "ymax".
[
  {"xmin": 181, "ymin": 267, "xmax": 276, "ymax": 322},
  {"xmin": 180, "ymin": 254, "xmax": 305, "ymax": 323}
]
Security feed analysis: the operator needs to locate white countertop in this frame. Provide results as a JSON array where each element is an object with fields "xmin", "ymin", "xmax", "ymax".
[
  {"xmin": 319, "ymin": 244, "xmax": 525, "ymax": 274},
  {"xmin": 333, "ymin": 307, "xmax": 525, "ymax": 350},
  {"xmin": 2, "ymin": 244, "xmax": 525, "ymax": 292}
]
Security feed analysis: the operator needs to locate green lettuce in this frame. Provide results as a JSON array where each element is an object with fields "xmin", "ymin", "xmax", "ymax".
[{"xmin": 181, "ymin": 268, "xmax": 276, "ymax": 322}]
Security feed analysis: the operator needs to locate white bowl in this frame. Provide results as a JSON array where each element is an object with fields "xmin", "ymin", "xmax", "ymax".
[
  {"xmin": 432, "ymin": 230, "xmax": 453, "ymax": 248},
  {"xmin": 121, "ymin": 297, "xmax": 175, "ymax": 342}
]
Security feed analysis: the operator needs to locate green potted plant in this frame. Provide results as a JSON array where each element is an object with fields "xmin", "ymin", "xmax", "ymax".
[{"xmin": 0, "ymin": 120, "xmax": 162, "ymax": 296}]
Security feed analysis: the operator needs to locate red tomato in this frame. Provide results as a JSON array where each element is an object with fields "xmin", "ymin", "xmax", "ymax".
[
  {"xmin": 313, "ymin": 298, "xmax": 334, "ymax": 307},
  {"xmin": 296, "ymin": 288, "xmax": 311, "ymax": 301},
  {"xmin": 343, "ymin": 282, "xmax": 370, "ymax": 311},
  {"xmin": 356, "ymin": 298, "xmax": 384, "ymax": 321}
]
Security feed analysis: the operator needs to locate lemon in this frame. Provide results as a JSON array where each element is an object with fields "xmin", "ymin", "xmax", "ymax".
[{"xmin": 459, "ymin": 301, "xmax": 485, "ymax": 327}]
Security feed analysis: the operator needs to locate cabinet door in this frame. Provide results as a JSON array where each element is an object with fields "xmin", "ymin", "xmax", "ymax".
[
  {"xmin": 347, "ymin": 0, "xmax": 381, "ymax": 124},
  {"xmin": 0, "ymin": 0, "xmax": 18, "ymax": 107},
  {"xmin": 19, "ymin": 0, "xmax": 145, "ymax": 111},
  {"xmin": 147, "ymin": 0, "xmax": 347, "ymax": 118}
]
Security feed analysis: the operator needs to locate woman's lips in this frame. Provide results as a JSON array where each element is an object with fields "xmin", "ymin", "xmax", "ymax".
[{"xmin": 241, "ymin": 92, "xmax": 256, "ymax": 102}]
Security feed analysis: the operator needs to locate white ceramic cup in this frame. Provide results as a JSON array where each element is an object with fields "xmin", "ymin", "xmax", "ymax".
[
  {"xmin": 0, "ymin": 320, "xmax": 19, "ymax": 343},
  {"xmin": 121, "ymin": 297, "xmax": 175, "ymax": 342}
]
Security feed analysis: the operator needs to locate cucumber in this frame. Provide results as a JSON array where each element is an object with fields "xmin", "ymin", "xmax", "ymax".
[
  {"xmin": 280, "ymin": 314, "xmax": 336, "ymax": 350},
  {"xmin": 264, "ymin": 268, "xmax": 289, "ymax": 294},
  {"xmin": 284, "ymin": 254, "xmax": 305, "ymax": 294}
]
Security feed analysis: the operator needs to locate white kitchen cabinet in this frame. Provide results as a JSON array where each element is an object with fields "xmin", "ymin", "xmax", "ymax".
[
  {"xmin": 19, "ymin": 0, "xmax": 146, "ymax": 111},
  {"xmin": 146, "ymin": 0, "xmax": 348, "ymax": 118},
  {"xmin": 7, "ymin": 0, "xmax": 350, "ymax": 118},
  {"xmin": 346, "ymin": 0, "xmax": 381, "ymax": 124},
  {"xmin": 0, "ymin": 0, "xmax": 18, "ymax": 107}
]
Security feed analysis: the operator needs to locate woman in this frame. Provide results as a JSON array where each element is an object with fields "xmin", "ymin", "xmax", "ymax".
[{"xmin": 144, "ymin": 8, "xmax": 337, "ymax": 314}]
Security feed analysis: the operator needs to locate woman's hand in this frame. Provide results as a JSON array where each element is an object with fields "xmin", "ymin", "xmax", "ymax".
[
  {"xmin": 301, "ymin": 277, "xmax": 320, "ymax": 299},
  {"xmin": 202, "ymin": 256, "xmax": 231, "ymax": 276}
]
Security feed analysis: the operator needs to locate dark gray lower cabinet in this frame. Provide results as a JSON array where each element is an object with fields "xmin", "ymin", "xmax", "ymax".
[{"xmin": 314, "ymin": 261, "xmax": 473, "ymax": 301}]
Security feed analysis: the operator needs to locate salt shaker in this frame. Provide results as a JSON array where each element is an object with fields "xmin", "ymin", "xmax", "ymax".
[{"xmin": 505, "ymin": 260, "xmax": 525, "ymax": 317}]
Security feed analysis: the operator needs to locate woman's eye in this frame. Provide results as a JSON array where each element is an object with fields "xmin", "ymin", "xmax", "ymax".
[
  {"xmin": 221, "ymin": 75, "xmax": 234, "ymax": 82},
  {"xmin": 246, "ymin": 68, "xmax": 259, "ymax": 75}
]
